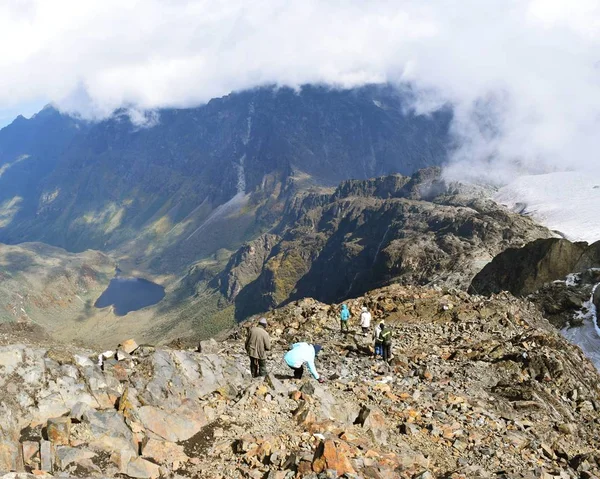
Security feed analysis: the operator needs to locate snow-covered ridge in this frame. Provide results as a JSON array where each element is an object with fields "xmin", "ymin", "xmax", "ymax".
[{"xmin": 495, "ymin": 171, "xmax": 600, "ymax": 244}]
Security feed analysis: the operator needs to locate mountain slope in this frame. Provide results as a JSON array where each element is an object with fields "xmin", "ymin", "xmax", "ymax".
[
  {"xmin": 204, "ymin": 168, "xmax": 552, "ymax": 321},
  {"xmin": 0, "ymin": 85, "xmax": 452, "ymax": 275},
  {"xmin": 2, "ymin": 284, "xmax": 600, "ymax": 478}
]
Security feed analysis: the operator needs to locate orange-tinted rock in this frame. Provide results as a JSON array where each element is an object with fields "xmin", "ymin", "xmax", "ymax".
[
  {"xmin": 47, "ymin": 417, "xmax": 71, "ymax": 445},
  {"xmin": 312, "ymin": 440, "xmax": 355, "ymax": 475}
]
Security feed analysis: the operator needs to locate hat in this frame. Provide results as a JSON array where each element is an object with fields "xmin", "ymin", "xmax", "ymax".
[
  {"xmin": 362, "ymin": 306, "xmax": 368, "ymax": 312},
  {"xmin": 258, "ymin": 317, "xmax": 268, "ymax": 326},
  {"xmin": 313, "ymin": 344, "xmax": 323, "ymax": 355}
]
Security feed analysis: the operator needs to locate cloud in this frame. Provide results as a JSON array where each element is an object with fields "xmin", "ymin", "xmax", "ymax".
[{"xmin": 1, "ymin": 0, "xmax": 600, "ymax": 180}]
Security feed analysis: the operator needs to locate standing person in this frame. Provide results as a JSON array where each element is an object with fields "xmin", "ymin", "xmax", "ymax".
[
  {"xmin": 380, "ymin": 322, "xmax": 393, "ymax": 363},
  {"xmin": 360, "ymin": 306, "xmax": 372, "ymax": 335},
  {"xmin": 373, "ymin": 321, "xmax": 384, "ymax": 357},
  {"xmin": 284, "ymin": 342, "xmax": 325, "ymax": 383},
  {"xmin": 245, "ymin": 317, "xmax": 271, "ymax": 377},
  {"xmin": 340, "ymin": 304, "xmax": 350, "ymax": 333}
]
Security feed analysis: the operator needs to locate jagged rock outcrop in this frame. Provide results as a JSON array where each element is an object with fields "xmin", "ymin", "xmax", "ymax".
[
  {"xmin": 1, "ymin": 284, "xmax": 600, "ymax": 478},
  {"xmin": 469, "ymin": 238, "xmax": 590, "ymax": 296},
  {"xmin": 218, "ymin": 168, "xmax": 551, "ymax": 320}
]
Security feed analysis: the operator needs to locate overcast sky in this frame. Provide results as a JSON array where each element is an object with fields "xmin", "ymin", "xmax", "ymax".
[{"xmin": 1, "ymin": 0, "xmax": 600, "ymax": 180}]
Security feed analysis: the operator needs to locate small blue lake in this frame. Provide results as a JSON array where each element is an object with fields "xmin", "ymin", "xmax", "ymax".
[{"xmin": 94, "ymin": 278, "xmax": 165, "ymax": 316}]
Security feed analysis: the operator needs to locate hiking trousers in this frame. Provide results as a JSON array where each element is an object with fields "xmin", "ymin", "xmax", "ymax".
[
  {"xmin": 340, "ymin": 320, "xmax": 349, "ymax": 332},
  {"xmin": 289, "ymin": 365, "xmax": 304, "ymax": 379},
  {"xmin": 382, "ymin": 343, "xmax": 392, "ymax": 363},
  {"xmin": 250, "ymin": 357, "xmax": 267, "ymax": 377}
]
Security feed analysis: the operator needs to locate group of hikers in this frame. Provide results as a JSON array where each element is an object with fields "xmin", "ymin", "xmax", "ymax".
[{"xmin": 245, "ymin": 304, "xmax": 391, "ymax": 380}]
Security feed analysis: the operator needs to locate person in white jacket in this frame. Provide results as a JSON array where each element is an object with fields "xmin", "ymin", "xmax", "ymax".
[{"xmin": 360, "ymin": 306, "xmax": 372, "ymax": 335}]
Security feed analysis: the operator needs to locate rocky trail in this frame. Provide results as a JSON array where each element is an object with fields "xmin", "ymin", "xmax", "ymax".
[{"xmin": 1, "ymin": 285, "xmax": 600, "ymax": 478}]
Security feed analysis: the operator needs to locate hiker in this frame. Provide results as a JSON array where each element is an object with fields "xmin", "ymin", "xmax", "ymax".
[
  {"xmin": 284, "ymin": 342, "xmax": 325, "ymax": 383},
  {"xmin": 373, "ymin": 321, "xmax": 384, "ymax": 357},
  {"xmin": 380, "ymin": 322, "xmax": 393, "ymax": 363},
  {"xmin": 340, "ymin": 304, "xmax": 350, "ymax": 332},
  {"xmin": 360, "ymin": 306, "xmax": 372, "ymax": 335},
  {"xmin": 245, "ymin": 317, "xmax": 271, "ymax": 377}
]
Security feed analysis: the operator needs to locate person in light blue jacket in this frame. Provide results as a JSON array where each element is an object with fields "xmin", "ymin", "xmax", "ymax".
[
  {"xmin": 284, "ymin": 342, "xmax": 324, "ymax": 382},
  {"xmin": 340, "ymin": 304, "xmax": 350, "ymax": 332}
]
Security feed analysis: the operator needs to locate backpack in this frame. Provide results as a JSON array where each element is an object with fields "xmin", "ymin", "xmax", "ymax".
[{"xmin": 380, "ymin": 327, "xmax": 392, "ymax": 345}]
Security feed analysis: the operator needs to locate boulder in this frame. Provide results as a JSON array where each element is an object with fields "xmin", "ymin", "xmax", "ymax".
[
  {"xmin": 142, "ymin": 439, "xmax": 188, "ymax": 465},
  {"xmin": 0, "ymin": 441, "xmax": 20, "ymax": 472},
  {"xmin": 355, "ymin": 406, "xmax": 388, "ymax": 445},
  {"xmin": 39, "ymin": 441, "xmax": 52, "ymax": 472},
  {"xmin": 312, "ymin": 440, "xmax": 355, "ymax": 475},
  {"xmin": 54, "ymin": 446, "xmax": 95, "ymax": 470},
  {"xmin": 46, "ymin": 417, "xmax": 71, "ymax": 445},
  {"xmin": 198, "ymin": 338, "xmax": 220, "ymax": 354},
  {"xmin": 137, "ymin": 406, "xmax": 206, "ymax": 442},
  {"xmin": 127, "ymin": 457, "xmax": 161, "ymax": 479},
  {"xmin": 119, "ymin": 339, "xmax": 139, "ymax": 355}
]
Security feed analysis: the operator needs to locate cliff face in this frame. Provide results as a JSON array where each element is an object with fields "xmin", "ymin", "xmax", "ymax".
[
  {"xmin": 1, "ymin": 284, "xmax": 600, "ymax": 478},
  {"xmin": 211, "ymin": 169, "xmax": 551, "ymax": 320},
  {"xmin": 469, "ymin": 238, "xmax": 592, "ymax": 296}
]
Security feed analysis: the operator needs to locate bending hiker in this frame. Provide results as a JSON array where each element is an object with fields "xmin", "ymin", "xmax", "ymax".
[
  {"xmin": 245, "ymin": 317, "xmax": 271, "ymax": 377},
  {"xmin": 360, "ymin": 306, "xmax": 372, "ymax": 335},
  {"xmin": 373, "ymin": 321, "xmax": 384, "ymax": 357},
  {"xmin": 380, "ymin": 322, "xmax": 393, "ymax": 363},
  {"xmin": 284, "ymin": 342, "xmax": 325, "ymax": 383},
  {"xmin": 340, "ymin": 304, "xmax": 350, "ymax": 332}
]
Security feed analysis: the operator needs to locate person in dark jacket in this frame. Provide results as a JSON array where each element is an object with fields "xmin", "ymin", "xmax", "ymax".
[
  {"xmin": 245, "ymin": 317, "xmax": 271, "ymax": 377},
  {"xmin": 380, "ymin": 323, "xmax": 393, "ymax": 363},
  {"xmin": 373, "ymin": 321, "xmax": 384, "ymax": 357}
]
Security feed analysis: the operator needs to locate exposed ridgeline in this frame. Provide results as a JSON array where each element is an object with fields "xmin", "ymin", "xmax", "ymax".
[
  {"xmin": 0, "ymin": 85, "xmax": 451, "ymax": 274},
  {"xmin": 209, "ymin": 168, "xmax": 551, "ymax": 321},
  {"xmin": 2, "ymin": 285, "xmax": 600, "ymax": 478}
]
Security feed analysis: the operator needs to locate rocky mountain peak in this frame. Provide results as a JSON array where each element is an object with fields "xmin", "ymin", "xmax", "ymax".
[{"xmin": 1, "ymin": 284, "xmax": 599, "ymax": 478}]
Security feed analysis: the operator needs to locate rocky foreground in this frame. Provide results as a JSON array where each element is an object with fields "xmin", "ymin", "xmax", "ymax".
[{"xmin": 1, "ymin": 285, "xmax": 600, "ymax": 478}]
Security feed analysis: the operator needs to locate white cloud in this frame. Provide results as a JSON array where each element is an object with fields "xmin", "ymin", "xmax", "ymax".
[{"xmin": 1, "ymin": 0, "xmax": 600, "ymax": 181}]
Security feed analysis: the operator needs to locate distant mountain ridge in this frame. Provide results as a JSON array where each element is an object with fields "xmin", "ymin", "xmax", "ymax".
[{"xmin": 0, "ymin": 85, "xmax": 452, "ymax": 275}]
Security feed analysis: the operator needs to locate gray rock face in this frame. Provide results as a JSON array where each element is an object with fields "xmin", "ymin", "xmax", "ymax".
[
  {"xmin": 469, "ymin": 238, "xmax": 590, "ymax": 296},
  {"xmin": 219, "ymin": 169, "xmax": 551, "ymax": 319}
]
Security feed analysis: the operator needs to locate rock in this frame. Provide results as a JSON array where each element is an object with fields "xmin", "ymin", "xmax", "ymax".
[
  {"xmin": 356, "ymin": 406, "xmax": 388, "ymax": 445},
  {"xmin": 137, "ymin": 405, "xmax": 206, "ymax": 442},
  {"xmin": 110, "ymin": 448, "xmax": 136, "ymax": 473},
  {"xmin": 21, "ymin": 442, "xmax": 39, "ymax": 467},
  {"xmin": 558, "ymin": 423, "xmax": 576, "ymax": 435},
  {"xmin": 39, "ymin": 441, "xmax": 52, "ymax": 472},
  {"xmin": 83, "ymin": 409, "xmax": 137, "ymax": 455},
  {"xmin": 266, "ymin": 373, "xmax": 289, "ymax": 396},
  {"xmin": 54, "ymin": 446, "xmax": 95, "ymax": 470},
  {"xmin": 198, "ymin": 338, "xmax": 220, "ymax": 354},
  {"xmin": 0, "ymin": 440, "xmax": 20, "ymax": 472},
  {"xmin": 119, "ymin": 339, "xmax": 139, "ymax": 355},
  {"xmin": 142, "ymin": 439, "xmax": 188, "ymax": 465},
  {"xmin": 46, "ymin": 417, "xmax": 71, "ymax": 446},
  {"xmin": 312, "ymin": 440, "xmax": 355, "ymax": 476},
  {"xmin": 400, "ymin": 423, "xmax": 420, "ymax": 436},
  {"xmin": 127, "ymin": 457, "xmax": 161, "ymax": 479}
]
